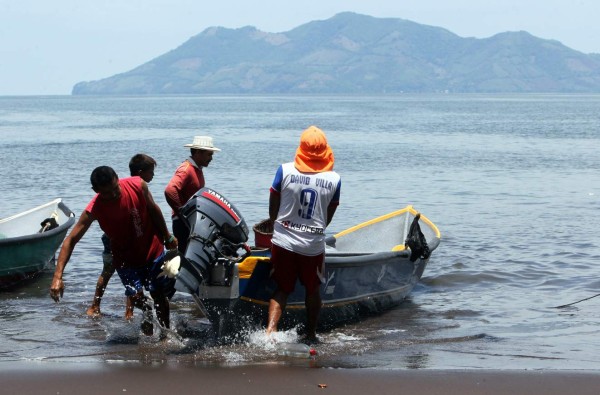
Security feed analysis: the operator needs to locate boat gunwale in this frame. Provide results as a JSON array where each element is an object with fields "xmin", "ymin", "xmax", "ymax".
[
  {"xmin": 0, "ymin": 201, "xmax": 75, "ymax": 246},
  {"xmin": 239, "ymin": 249, "xmax": 420, "ymax": 273},
  {"xmin": 324, "ymin": 250, "xmax": 412, "ymax": 267},
  {"xmin": 0, "ymin": 198, "xmax": 61, "ymax": 224},
  {"xmin": 239, "ymin": 282, "xmax": 416, "ymax": 309}
]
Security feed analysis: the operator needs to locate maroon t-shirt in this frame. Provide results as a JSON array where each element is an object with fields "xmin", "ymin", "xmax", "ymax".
[{"xmin": 164, "ymin": 159, "xmax": 205, "ymax": 216}]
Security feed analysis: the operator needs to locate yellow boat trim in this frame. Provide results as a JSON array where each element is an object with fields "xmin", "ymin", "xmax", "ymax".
[
  {"xmin": 240, "ymin": 296, "xmax": 271, "ymax": 307},
  {"xmin": 416, "ymin": 211, "xmax": 442, "ymax": 239},
  {"xmin": 239, "ymin": 256, "xmax": 270, "ymax": 279},
  {"xmin": 333, "ymin": 205, "xmax": 441, "ymax": 239}
]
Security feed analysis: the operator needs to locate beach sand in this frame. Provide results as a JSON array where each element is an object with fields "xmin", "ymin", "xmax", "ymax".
[{"xmin": 2, "ymin": 364, "xmax": 600, "ymax": 395}]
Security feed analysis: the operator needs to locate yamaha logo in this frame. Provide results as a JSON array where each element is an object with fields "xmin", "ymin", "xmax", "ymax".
[{"xmin": 203, "ymin": 189, "xmax": 241, "ymax": 221}]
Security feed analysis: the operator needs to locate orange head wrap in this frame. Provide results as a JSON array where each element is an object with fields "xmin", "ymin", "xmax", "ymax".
[{"xmin": 294, "ymin": 126, "xmax": 334, "ymax": 173}]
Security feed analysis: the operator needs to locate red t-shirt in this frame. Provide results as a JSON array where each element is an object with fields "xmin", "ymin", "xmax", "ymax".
[
  {"xmin": 86, "ymin": 177, "xmax": 163, "ymax": 269},
  {"xmin": 164, "ymin": 159, "xmax": 205, "ymax": 216}
]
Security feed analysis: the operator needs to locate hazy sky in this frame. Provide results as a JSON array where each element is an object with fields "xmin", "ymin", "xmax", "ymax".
[{"xmin": 1, "ymin": 0, "xmax": 599, "ymax": 95}]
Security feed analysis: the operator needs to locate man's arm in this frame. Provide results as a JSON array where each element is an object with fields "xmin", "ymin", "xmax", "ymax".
[
  {"xmin": 142, "ymin": 180, "xmax": 178, "ymax": 251},
  {"xmin": 269, "ymin": 192, "xmax": 280, "ymax": 223},
  {"xmin": 50, "ymin": 210, "xmax": 94, "ymax": 302},
  {"xmin": 326, "ymin": 179, "xmax": 341, "ymax": 226},
  {"xmin": 268, "ymin": 167, "xmax": 283, "ymax": 223},
  {"xmin": 326, "ymin": 203, "xmax": 338, "ymax": 227},
  {"xmin": 164, "ymin": 166, "xmax": 186, "ymax": 214}
]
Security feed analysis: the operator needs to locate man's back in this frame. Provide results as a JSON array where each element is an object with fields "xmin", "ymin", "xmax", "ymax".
[
  {"xmin": 87, "ymin": 177, "xmax": 162, "ymax": 269},
  {"xmin": 271, "ymin": 162, "xmax": 341, "ymax": 255}
]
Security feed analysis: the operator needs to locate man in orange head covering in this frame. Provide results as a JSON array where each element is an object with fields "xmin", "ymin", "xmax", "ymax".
[{"xmin": 266, "ymin": 126, "xmax": 341, "ymax": 343}]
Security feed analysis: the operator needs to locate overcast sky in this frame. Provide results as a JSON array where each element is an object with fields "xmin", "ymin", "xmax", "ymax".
[{"xmin": 1, "ymin": 0, "xmax": 599, "ymax": 95}]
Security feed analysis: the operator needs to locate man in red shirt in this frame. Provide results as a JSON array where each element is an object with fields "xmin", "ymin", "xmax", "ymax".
[
  {"xmin": 50, "ymin": 166, "xmax": 178, "ymax": 336},
  {"xmin": 86, "ymin": 154, "xmax": 158, "ymax": 320},
  {"xmin": 164, "ymin": 136, "xmax": 221, "ymax": 253}
]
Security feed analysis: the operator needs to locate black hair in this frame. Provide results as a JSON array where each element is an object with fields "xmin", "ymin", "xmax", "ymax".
[
  {"xmin": 90, "ymin": 166, "xmax": 118, "ymax": 189},
  {"xmin": 128, "ymin": 153, "xmax": 157, "ymax": 176}
]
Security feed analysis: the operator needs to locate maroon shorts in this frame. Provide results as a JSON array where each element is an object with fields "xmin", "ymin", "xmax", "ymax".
[{"xmin": 270, "ymin": 244, "xmax": 324, "ymax": 295}]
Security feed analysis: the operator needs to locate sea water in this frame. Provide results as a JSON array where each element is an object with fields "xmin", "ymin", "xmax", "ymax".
[{"xmin": 0, "ymin": 94, "xmax": 599, "ymax": 370}]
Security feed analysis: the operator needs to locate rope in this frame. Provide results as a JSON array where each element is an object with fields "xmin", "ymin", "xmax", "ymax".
[{"xmin": 553, "ymin": 292, "xmax": 600, "ymax": 308}]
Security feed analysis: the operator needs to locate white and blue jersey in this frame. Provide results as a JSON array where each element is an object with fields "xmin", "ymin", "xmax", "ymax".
[{"xmin": 270, "ymin": 162, "xmax": 341, "ymax": 256}]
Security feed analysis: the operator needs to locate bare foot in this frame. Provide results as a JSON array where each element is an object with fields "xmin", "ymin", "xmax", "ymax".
[
  {"xmin": 124, "ymin": 308, "xmax": 134, "ymax": 321},
  {"xmin": 125, "ymin": 296, "xmax": 134, "ymax": 321},
  {"xmin": 86, "ymin": 305, "xmax": 101, "ymax": 318},
  {"xmin": 266, "ymin": 328, "xmax": 278, "ymax": 344}
]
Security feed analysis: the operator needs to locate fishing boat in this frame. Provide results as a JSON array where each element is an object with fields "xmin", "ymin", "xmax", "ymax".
[
  {"xmin": 0, "ymin": 199, "xmax": 75, "ymax": 289},
  {"xmin": 167, "ymin": 188, "xmax": 440, "ymax": 338}
]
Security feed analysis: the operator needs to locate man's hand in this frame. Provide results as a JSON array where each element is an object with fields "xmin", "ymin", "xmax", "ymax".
[
  {"xmin": 165, "ymin": 235, "xmax": 178, "ymax": 251},
  {"xmin": 50, "ymin": 277, "xmax": 65, "ymax": 302}
]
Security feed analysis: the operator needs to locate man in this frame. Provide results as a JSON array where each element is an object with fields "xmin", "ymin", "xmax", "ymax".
[
  {"xmin": 266, "ymin": 126, "xmax": 341, "ymax": 343},
  {"xmin": 50, "ymin": 166, "xmax": 178, "ymax": 336},
  {"xmin": 86, "ymin": 154, "xmax": 158, "ymax": 320},
  {"xmin": 165, "ymin": 135, "xmax": 220, "ymax": 253}
]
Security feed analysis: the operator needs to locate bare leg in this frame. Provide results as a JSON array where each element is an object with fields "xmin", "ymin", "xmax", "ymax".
[
  {"xmin": 86, "ymin": 267, "xmax": 115, "ymax": 317},
  {"xmin": 131, "ymin": 291, "xmax": 154, "ymax": 336},
  {"xmin": 305, "ymin": 289, "xmax": 321, "ymax": 341},
  {"xmin": 124, "ymin": 296, "xmax": 134, "ymax": 320},
  {"xmin": 267, "ymin": 289, "xmax": 288, "ymax": 336},
  {"xmin": 151, "ymin": 292, "xmax": 170, "ymax": 329}
]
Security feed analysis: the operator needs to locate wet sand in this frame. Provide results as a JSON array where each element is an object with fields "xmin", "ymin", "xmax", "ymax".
[{"xmin": 2, "ymin": 364, "xmax": 600, "ymax": 395}]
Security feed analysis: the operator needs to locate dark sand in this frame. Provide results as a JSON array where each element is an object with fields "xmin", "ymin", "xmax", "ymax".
[{"xmin": 2, "ymin": 364, "xmax": 600, "ymax": 395}]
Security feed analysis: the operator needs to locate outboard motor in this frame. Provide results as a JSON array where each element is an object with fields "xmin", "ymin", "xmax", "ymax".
[{"xmin": 174, "ymin": 188, "xmax": 250, "ymax": 295}]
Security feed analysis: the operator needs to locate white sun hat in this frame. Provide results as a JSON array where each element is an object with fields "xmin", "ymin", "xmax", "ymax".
[{"xmin": 184, "ymin": 136, "xmax": 221, "ymax": 152}]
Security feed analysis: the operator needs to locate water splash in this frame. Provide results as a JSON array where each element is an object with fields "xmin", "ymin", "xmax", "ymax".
[{"xmin": 247, "ymin": 326, "xmax": 301, "ymax": 351}]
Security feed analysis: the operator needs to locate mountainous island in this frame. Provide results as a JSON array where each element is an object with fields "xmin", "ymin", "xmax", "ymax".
[{"xmin": 72, "ymin": 12, "xmax": 600, "ymax": 94}]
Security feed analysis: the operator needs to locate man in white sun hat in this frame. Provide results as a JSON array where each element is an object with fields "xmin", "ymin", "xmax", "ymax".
[{"xmin": 164, "ymin": 136, "xmax": 221, "ymax": 253}]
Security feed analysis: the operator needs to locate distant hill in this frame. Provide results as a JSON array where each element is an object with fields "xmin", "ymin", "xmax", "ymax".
[{"xmin": 72, "ymin": 12, "xmax": 600, "ymax": 94}]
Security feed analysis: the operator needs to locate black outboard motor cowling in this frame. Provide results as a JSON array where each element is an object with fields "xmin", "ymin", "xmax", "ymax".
[{"xmin": 174, "ymin": 188, "xmax": 249, "ymax": 295}]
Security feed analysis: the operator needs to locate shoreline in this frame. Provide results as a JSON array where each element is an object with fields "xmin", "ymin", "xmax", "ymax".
[{"xmin": 2, "ymin": 363, "xmax": 600, "ymax": 395}]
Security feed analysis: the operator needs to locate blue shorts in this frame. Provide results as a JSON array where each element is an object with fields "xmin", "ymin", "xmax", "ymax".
[
  {"xmin": 116, "ymin": 251, "xmax": 176, "ymax": 299},
  {"xmin": 101, "ymin": 233, "xmax": 111, "ymax": 254}
]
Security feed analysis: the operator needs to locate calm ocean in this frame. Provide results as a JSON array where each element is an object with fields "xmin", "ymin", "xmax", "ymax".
[{"xmin": 0, "ymin": 94, "xmax": 599, "ymax": 370}]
